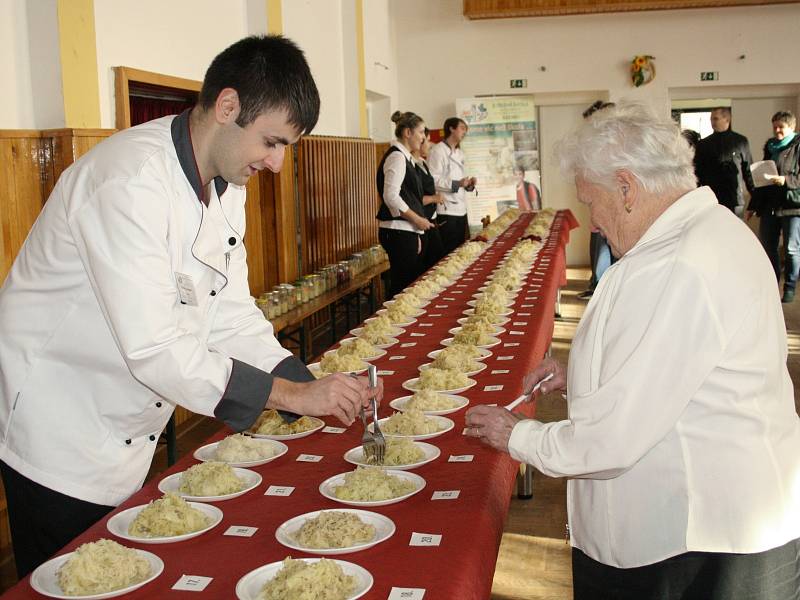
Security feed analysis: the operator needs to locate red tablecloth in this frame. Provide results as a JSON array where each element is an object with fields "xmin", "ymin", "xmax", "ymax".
[{"xmin": 5, "ymin": 210, "xmax": 576, "ymax": 600}]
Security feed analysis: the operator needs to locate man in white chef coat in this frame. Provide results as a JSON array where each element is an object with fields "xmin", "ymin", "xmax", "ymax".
[{"xmin": 0, "ymin": 35, "xmax": 380, "ymax": 578}]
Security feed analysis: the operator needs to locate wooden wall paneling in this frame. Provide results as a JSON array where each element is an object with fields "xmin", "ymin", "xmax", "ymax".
[
  {"xmin": 244, "ymin": 174, "xmax": 266, "ymax": 296},
  {"xmin": 259, "ymin": 170, "xmax": 280, "ymax": 292},
  {"xmin": 275, "ymin": 146, "xmax": 299, "ymax": 284}
]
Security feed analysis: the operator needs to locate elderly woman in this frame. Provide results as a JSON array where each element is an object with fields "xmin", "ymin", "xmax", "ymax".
[{"xmin": 466, "ymin": 102, "xmax": 800, "ymax": 599}]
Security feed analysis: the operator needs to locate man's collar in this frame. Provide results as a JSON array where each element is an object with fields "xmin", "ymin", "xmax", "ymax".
[{"xmin": 171, "ymin": 108, "xmax": 229, "ymax": 205}]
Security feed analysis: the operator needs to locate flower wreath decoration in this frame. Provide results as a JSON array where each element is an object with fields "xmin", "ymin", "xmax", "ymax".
[{"xmin": 631, "ymin": 55, "xmax": 655, "ymax": 87}]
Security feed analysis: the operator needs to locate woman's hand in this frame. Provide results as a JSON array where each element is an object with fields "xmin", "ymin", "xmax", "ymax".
[
  {"xmin": 523, "ymin": 357, "xmax": 567, "ymax": 396},
  {"xmin": 464, "ymin": 405, "xmax": 524, "ymax": 453}
]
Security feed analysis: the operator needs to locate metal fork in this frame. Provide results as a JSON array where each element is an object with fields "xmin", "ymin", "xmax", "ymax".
[
  {"xmin": 351, "ymin": 373, "xmax": 378, "ymax": 463},
  {"xmin": 367, "ymin": 365, "xmax": 386, "ymax": 465}
]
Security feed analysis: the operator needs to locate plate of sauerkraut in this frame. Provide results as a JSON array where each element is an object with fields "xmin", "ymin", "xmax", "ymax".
[
  {"xmin": 158, "ymin": 463, "xmax": 261, "ymax": 502},
  {"xmin": 247, "ymin": 410, "xmax": 325, "ymax": 441},
  {"xmin": 194, "ymin": 434, "xmax": 288, "ymax": 467},
  {"xmin": 235, "ymin": 557, "xmax": 373, "ymax": 600},
  {"xmin": 343, "ymin": 439, "xmax": 440, "ymax": 470},
  {"xmin": 106, "ymin": 493, "xmax": 222, "ymax": 544},
  {"xmin": 427, "ymin": 345, "xmax": 493, "ymax": 361},
  {"xmin": 30, "ymin": 539, "xmax": 163, "ymax": 599},
  {"xmin": 390, "ymin": 391, "xmax": 469, "ymax": 416},
  {"xmin": 419, "ymin": 359, "xmax": 487, "ymax": 378},
  {"xmin": 370, "ymin": 411, "xmax": 455, "ymax": 440},
  {"xmin": 440, "ymin": 335, "xmax": 502, "ymax": 350},
  {"xmin": 275, "ymin": 509, "xmax": 395, "ymax": 555},
  {"xmin": 402, "ymin": 370, "xmax": 477, "ymax": 394},
  {"xmin": 319, "ymin": 467, "xmax": 425, "ymax": 507}
]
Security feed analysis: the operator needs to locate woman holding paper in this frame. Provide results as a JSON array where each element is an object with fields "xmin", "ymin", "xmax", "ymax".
[
  {"xmin": 466, "ymin": 102, "xmax": 800, "ymax": 599},
  {"xmin": 747, "ymin": 111, "xmax": 800, "ymax": 302}
]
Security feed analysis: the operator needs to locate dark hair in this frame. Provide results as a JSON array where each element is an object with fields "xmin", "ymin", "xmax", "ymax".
[
  {"xmin": 443, "ymin": 117, "xmax": 467, "ymax": 139},
  {"xmin": 391, "ymin": 111, "xmax": 424, "ymax": 139},
  {"xmin": 772, "ymin": 111, "xmax": 797, "ymax": 128},
  {"xmin": 582, "ymin": 100, "xmax": 615, "ymax": 120},
  {"xmin": 682, "ymin": 129, "xmax": 701, "ymax": 149},
  {"xmin": 199, "ymin": 35, "xmax": 320, "ymax": 134}
]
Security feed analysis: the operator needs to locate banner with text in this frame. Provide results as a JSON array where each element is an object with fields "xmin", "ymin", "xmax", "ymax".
[{"xmin": 455, "ymin": 97, "xmax": 541, "ymax": 232}]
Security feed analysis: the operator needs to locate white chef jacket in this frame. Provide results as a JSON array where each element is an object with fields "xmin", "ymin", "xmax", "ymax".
[
  {"xmin": 427, "ymin": 141, "xmax": 467, "ymax": 216},
  {"xmin": 378, "ymin": 141, "xmax": 422, "ymax": 234},
  {"xmin": 509, "ymin": 187, "xmax": 800, "ymax": 568},
  {"xmin": 0, "ymin": 112, "xmax": 308, "ymax": 506}
]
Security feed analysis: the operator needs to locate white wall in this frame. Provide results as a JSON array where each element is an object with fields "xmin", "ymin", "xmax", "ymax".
[
  {"xmin": 284, "ymin": 0, "xmax": 352, "ymax": 136},
  {"xmin": 392, "ymin": 0, "xmax": 800, "ymax": 129},
  {"xmin": 0, "ymin": 0, "xmax": 63, "ymax": 129},
  {"xmin": 733, "ymin": 97, "xmax": 799, "ymax": 161},
  {"xmin": 93, "ymin": 0, "xmax": 248, "ymax": 128},
  {"xmin": 363, "ymin": 0, "xmax": 399, "ymax": 105}
]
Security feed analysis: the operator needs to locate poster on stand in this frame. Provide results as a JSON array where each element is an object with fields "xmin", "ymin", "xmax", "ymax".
[{"xmin": 455, "ymin": 97, "xmax": 540, "ymax": 233}]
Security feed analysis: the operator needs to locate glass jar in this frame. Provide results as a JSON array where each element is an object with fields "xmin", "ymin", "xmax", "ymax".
[
  {"xmin": 269, "ymin": 292, "xmax": 281, "ymax": 317},
  {"xmin": 303, "ymin": 275, "xmax": 316, "ymax": 299},
  {"xmin": 280, "ymin": 283, "xmax": 296, "ymax": 310},
  {"xmin": 311, "ymin": 274, "xmax": 323, "ymax": 297},
  {"xmin": 272, "ymin": 285, "xmax": 287, "ymax": 314},
  {"xmin": 295, "ymin": 279, "xmax": 308, "ymax": 303}
]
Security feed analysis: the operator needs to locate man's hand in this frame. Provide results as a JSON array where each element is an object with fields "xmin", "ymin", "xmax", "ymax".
[
  {"xmin": 767, "ymin": 175, "xmax": 786, "ymax": 186},
  {"xmin": 522, "ymin": 357, "xmax": 567, "ymax": 396},
  {"xmin": 464, "ymin": 405, "xmax": 523, "ymax": 453},
  {"xmin": 268, "ymin": 374, "xmax": 384, "ymax": 427}
]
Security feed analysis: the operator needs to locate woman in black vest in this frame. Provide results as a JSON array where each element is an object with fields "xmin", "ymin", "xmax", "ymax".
[
  {"xmin": 376, "ymin": 111, "xmax": 435, "ymax": 298},
  {"xmin": 413, "ymin": 128, "xmax": 446, "ymax": 270}
]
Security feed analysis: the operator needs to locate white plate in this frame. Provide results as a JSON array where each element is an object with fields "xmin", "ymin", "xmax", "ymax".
[
  {"xmin": 457, "ymin": 315, "xmax": 510, "ymax": 327},
  {"xmin": 350, "ymin": 326, "xmax": 405, "ymax": 338},
  {"xmin": 248, "ymin": 416, "xmax": 325, "ymax": 441},
  {"xmin": 372, "ymin": 313, "xmax": 417, "ymax": 327},
  {"xmin": 343, "ymin": 441, "xmax": 441, "ymax": 469},
  {"xmin": 324, "ymin": 339, "xmax": 387, "ymax": 362},
  {"xmin": 30, "ymin": 548, "xmax": 163, "ymax": 599},
  {"xmin": 236, "ymin": 558, "xmax": 373, "ymax": 600},
  {"xmin": 158, "ymin": 468, "xmax": 261, "ymax": 502},
  {"xmin": 193, "ymin": 438, "xmax": 288, "ymax": 467},
  {"xmin": 427, "ymin": 346, "xmax": 492, "ymax": 361},
  {"xmin": 375, "ymin": 306, "xmax": 425, "ymax": 318},
  {"xmin": 369, "ymin": 415, "xmax": 455, "ymax": 440},
  {"xmin": 307, "ymin": 361, "xmax": 369, "ymax": 378},
  {"xmin": 441, "ymin": 336, "xmax": 502, "ymax": 349},
  {"xmin": 419, "ymin": 360, "xmax": 487, "ymax": 378},
  {"xmin": 106, "ymin": 501, "xmax": 222, "ymax": 544},
  {"xmin": 477, "ymin": 284, "xmax": 522, "ymax": 294},
  {"xmin": 319, "ymin": 470, "xmax": 426, "ymax": 507},
  {"xmin": 385, "ymin": 297, "xmax": 430, "ymax": 309},
  {"xmin": 275, "ymin": 509, "xmax": 395, "ymax": 555},
  {"xmin": 389, "ymin": 394, "xmax": 470, "ymax": 416},
  {"xmin": 402, "ymin": 376, "xmax": 477, "ymax": 395},
  {"xmin": 467, "ymin": 296, "xmax": 516, "ymax": 308},
  {"xmin": 462, "ymin": 306, "xmax": 514, "ymax": 317},
  {"xmin": 448, "ymin": 325, "xmax": 506, "ymax": 337}
]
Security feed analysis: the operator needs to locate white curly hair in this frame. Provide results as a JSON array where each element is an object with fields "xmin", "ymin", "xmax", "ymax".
[{"xmin": 555, "ymin": 101, "xmax": 697, "ymax": 196}]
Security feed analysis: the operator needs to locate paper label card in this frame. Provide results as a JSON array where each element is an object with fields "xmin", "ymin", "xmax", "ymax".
[
  {"xmin": 224, "ymin": 526, "xmax": 258, "ymax": 537},
  {"xmin": 521, "ymin": 304, "xmax": 535, "ymax": 308},
  {"xmin": 322, "ymin": 426, "xmax": 345, "ymax": 434},
  {"xmin": 434, "ymin": 305, "xmax": 449, "ymax": 309},
  {"xmin": 418, "ymin": 323, "xmax": 434, "ymax": 327},
  {"xmin": 389, "ymin": 356, "xmax": 406, "ymax": 361},
  {"xmin": 504, "ymin": 342, "xmax": 521, "ymax": 347},
  {"xmin": 410, "ymin": 332, "xmax": 425, "ymax": 337},
  {"xmin": 517, "ymin": 312, "xmax": 531, "ymax": 316},
  {"xmin": 432, "ymin": 490, "xmax": 461, "ymax": 500},
  {"xmin": 296, "ymin": 454, "xmax": 323, "ymax": 462},
  {"xmin": 401, "ymin": 342, "xmax": 417, "ymax": 348},
  {"xmin": 513, "ymin": 322, "xmax": 528, "ymax": 326},
  {"xmin": 410, "ymin": 532, "xmax": 442, "ymax": 547},
  {"xmin": 427, "ymin": 313, "xmax": 442, "ymax": 317},
  {"xmin": 265, "ymin": 485, "xmax": 295, "ymax": 496},
  {"xmin": 448, "ymin": 454, "xmax": 474, "ymax": 462},
  {"xmin": 484, "ymin": 385, "xmax": 504, "ymax": 392},
  {"xmin": 497, "ymin": 355, "xmax": 515, "ymax": 361},
  {"xmin": 388, "ymin": 588, "xmax": 426, "ymax": 600},
  {"xmin": 377, "ymin": 370, "xmax": 395, "ymax": 376},
  {"xmin": 491, "ymin": 369, "xmax": 510, "ymax": 374},
  {"xmin": 510, "ymin": 331, "xmax": 525, "ymax": 336},
  {"xmin": 172, "ymin": 575, "xmax": 213, "ymax": 592}
]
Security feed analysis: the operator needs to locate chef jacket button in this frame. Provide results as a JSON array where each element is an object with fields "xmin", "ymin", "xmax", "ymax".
[
  {"xmin": 156, "ymin": 401, "xmax": 162, "ymax": 408},
  {"xmin": 149, "ymin": 434, "xmax": 156, "ymax": 441},
  {"xmin": 210, "ymin": 290, "xmax": 217, "ymax": 296},
  {"xmin": 228, "ymin": 237, "xmax": 236, "ymax": 246},
  {"xmin": 125, "ymin": 439, "xmax": 131, "ymax": 445}
]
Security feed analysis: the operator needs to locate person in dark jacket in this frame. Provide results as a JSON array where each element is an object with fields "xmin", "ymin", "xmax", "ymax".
[
  {"xmin": 694, "ymin": 107, "xmax": 756, "ymax": 218},
  {"xmin": 413, "ymin": 128, "xmax": 446, "ymax": 270},
  {"xmin": 376, "ymin": 111, "xmax": 434, "ymax": 298},
  {"xmin": 748, "ymin": 111, "xmax": 800, "ymax": 302}
]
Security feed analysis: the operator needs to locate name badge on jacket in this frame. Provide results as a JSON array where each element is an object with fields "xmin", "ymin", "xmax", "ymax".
[{"xmin": 175, "ymin": 272, "xmax": 199, "ymax": 306}]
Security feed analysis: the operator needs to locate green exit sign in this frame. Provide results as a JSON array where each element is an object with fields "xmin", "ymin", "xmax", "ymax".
[
  {"xmin": 510, "ymin": 79, "xmax": 527, "ymax": 89},
  {"xmin": 700, "ymin": 71, "xmax": 719, "ymax": 81}
]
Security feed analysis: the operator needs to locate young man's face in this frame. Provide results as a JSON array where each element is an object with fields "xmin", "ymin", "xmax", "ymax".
[{"xmin": 216, "ymin": 107, "xmax": 301, "ymax": 185}]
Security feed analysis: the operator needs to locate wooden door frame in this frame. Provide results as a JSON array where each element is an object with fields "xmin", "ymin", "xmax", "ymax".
[{"xmin": 113, "ymin": 66, "xmax": 201, "ymax": 130}]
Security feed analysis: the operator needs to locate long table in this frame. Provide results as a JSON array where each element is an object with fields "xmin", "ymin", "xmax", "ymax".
[{"xmin": 5, "ymin": 210, "xmax": 576, "ymax": 600}]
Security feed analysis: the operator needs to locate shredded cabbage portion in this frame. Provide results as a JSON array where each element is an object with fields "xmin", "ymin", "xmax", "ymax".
[
  {"xmin": 178, "ymin": 462, "xmax": 244, "ymax": 496},
  {"xmin": 57, "ymin": 539, "xmax": 151, "ymax": 596},
  {"xmin": 382, "ymin": 408, "xmax": 442, "ymax": 435},
  {"xmin": 128, "ymin": 492, "xmax": 210, "ymax": 538},
  {"xmin": 319, "ymin": 353, "xmax": 366, "ymax": 374},
  {"xmin": 214, "ymin": 433, "xmax": 277, "ymax": 462},
  {"xmin": 259, "ymin": 557, "xmax": 356, "ymax": 600},
  {"xmin": 252, "ymin": 410, "xmax": 317, "ymax": 436},
  {"xmin": 333, "ymin": 467, "xmax": 417, "ymax": 501},
  {"xmin": 418, "ymin": 367, "xmax": 469, "ymax": 391},
  {"xmin": 367, "ymin": 437, "xmax": 426, "ymax": 466},
  {"xmin": 406, "ymin": 390, "xmax": 460, "ymax": 411},
  {"xmin": 291, "ymin": 511, "xmax": 375, "ymax": 549}
]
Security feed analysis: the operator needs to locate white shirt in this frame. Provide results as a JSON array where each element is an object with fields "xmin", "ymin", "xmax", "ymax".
[
  {"xmin": 509, "ymin": 187, "xmax": 800, "ymax": 568},
  {"xmin": 427, "ymin": 141, "xmax": 467, "ymax": 216},
  {"xmin": 378, "ymin": 141, "xmax": 422, "ymax": 234}
]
